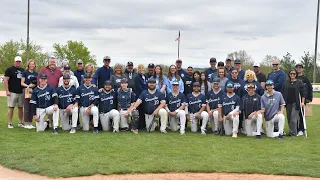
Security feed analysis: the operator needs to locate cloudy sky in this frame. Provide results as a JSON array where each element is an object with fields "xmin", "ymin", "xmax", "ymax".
[{"xmin": 0, "ymin": 0, "xmax": 318, "ymax": 67}]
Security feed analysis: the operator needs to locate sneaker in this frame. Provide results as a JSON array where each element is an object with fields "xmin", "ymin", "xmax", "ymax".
[
  {"xmin": 232, "ymin": 133, "xmax": 238, "ymax": 138},
  {"xmin": 29, "ymin": 125, "xmax": 35, "ymax": 129},
  {"xmin": 18, "ymin": 123, "xmax": 24, "ymax": 127},
  {"xmin": 52, "ymin": 128, "xmax": 58, "ymax": 134},
  {"xmin": 120, "ymin": 127, "xmax": 129, "ymax": 132},
  {"xmin": 113, "ymin": 129, "xmax": 119, "ymax": 133},
  {"xmin": 132, "ymin": 129, "xmax": 139, "ymax": 134},
  {"xmin": 180, "ymin": 130, "xmax": 185, "ymax": 135},
  {"xmin": 45, "ymin": 120, "xmax": 50, "ymax": 130},
  {"xmin": 70, "ymin": 128, "xmax": 76, "ymax": 134},
  {"xmin": 93, "ymin": 129, "xmax": 99, "ymax": 134},
  {"xmin": 256, "ymin": 135, "xmax": 261, "ymax": 139},
  {"xmin": 278, "ymin": 134, "xmax": 283, "ymax": 140},
  {"xmin": 76, "ymin": 125, "xmax": 81, "ymax": 130},
  {"xmin": 8, "ymin": 124, "xmax": 14, "ymax": 128},
  {"xmin": 201, "ymin": 130, "xmax": 206, "ymax": 135},
  {"xmin": 160, "ymin": 130, "xmax": 167, "ymax": 134},
  {"xmin": 24, "ymin": 125, "xmax": 31, "ymax": 129},
  {"xmin": 297, "ymin": 131, "xmax": 304, "ymax": 136},
  {"xmin": 212, "ymin": 130, "xmax": 219, "ymax": 135}
]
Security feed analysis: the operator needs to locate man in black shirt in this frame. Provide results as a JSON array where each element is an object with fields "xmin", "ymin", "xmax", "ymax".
[
  {"xmin": 146, "ymin": 63, "xmax": 155, "ymax": 79},
  {"xmin": 183, "ymin": 66, "xmax": 193, "ymax": 95},
  {"xmin": 4, "ymin": 56, "xmax": 25, "ymax": 128},
  {"xmin": 253, "ymin": 63, "xmax": 267, "ymax": 89}
]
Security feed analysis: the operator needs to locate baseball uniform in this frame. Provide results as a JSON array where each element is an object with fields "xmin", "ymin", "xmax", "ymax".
[
  {"xmin": 186, "ymin": 93, "xmax": 209, "ymax": 133},
  {"xmin": 165, "ymin": 92, "xmax": 186, "ymax": 133},
  {"xmin": 206, "ymin": 89, "xmax": 224, "ymax": 132},
  {"xmin": 98, "ymin": 89, "xmax": 120, "ymax": 131},
  {"xmin": 117, "ymin": 88, "xmax": 136, "ymax": 130}
]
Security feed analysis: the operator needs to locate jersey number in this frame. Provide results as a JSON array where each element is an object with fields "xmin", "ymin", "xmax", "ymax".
[{"xmin": 154, "ymin": 100, "xmax": 159, "ymax": 106}]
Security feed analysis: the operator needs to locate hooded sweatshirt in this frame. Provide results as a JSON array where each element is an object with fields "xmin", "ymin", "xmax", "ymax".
[{"xmin": 124, "ymin": 69, "xmax": 137, "ymax": 93}]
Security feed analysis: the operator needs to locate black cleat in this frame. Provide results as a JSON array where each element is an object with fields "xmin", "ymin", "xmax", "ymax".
[
  {"xmin": 52, "ymin": 128, "xmax": 58, "ymax": 134},
  {"xmin": 212, "ymin": 130, "xmax": 219, "ymax": 135},
  {"xmin": 278, "ymin": 134, "xmax": 283, "ymax": 140},
  {"xmin": 256, "ymin": 135, "xmax": 261, "ymax": 139},
  {"xmin": 93, "ymin": 128, "xmax": 98, "ymax": 134}
]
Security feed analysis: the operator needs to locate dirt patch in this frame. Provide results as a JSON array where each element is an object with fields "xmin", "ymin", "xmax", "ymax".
[{"xmin": 1, "ymin": 166, "xmax": 319, "ymax": 180}]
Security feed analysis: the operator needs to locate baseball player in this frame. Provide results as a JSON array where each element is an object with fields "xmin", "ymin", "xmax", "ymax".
[
  {"xmin": 98, "ymin": 80, "xmax": 120, "ymax": 132},
  {"xmin": 75, "ymin": 73, "xmax": 99, "ymax": 134},
  {"xmin": 261, "ymin": 80, "xmax": 285, "ymax": 140},
  {"xmin": 240, "ymin": 82, "xmax": 263, "ymax": 139},
  {"xmin": 218, "ymin": 82, "xmax": 241, "ymax": 137},
  {"xmin": 30, "ymin": 73, "xmax": 60, "ymax": 134},
  {"xmin": 186, "ymin": 82, "xmax": 209, "ymax": 134},
  {"xmin": 165, "ymin": 80, "xmax": 186, "ymax": 135},
  {"xmin": 126, "ymin": 78, "xmax": 167, "ymax": 133},
  {"xmin": 206, "ymin": 78, "xmax": 224, "ymax": 134},
  {"xmin": 117, "ymin": 78, "xmax": 136, "ymax": 132},
  {"xmin": 56, "ymin": 74, "xmax": 78, "ymax": 133}
]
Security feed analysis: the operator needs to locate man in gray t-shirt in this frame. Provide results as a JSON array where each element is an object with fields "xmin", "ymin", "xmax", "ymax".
[{"xmin": 261, "ymin": 80, "xmax": 286, "ymax": 140}]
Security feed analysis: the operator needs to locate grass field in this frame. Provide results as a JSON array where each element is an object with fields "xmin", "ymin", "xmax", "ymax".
[
  {"xmin": 0, "ymin": 97, "xmax": 320, "ymax": 178},
  {"xmin": 313, "ymin": 92, "xmax": 320, "ymax": 98}
]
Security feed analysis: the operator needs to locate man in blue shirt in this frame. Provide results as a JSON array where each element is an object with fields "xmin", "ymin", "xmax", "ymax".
[
  {"xmin": 73, "ymin": 59, "xmax": 85, "ymax": 86},
  {"xmin": 92, "ymin": 56, "xmax": 113, "ymax": 89},
  {"xmin": 267, "ymin": 59, "xmax": 286, "ymax": 92},
  {"xmin": 234, "ymin": 59, "xmax": 245, "ymax": 80},
  {"xmin": 176, "ymin": 58, "xmax": 187, "ymax": 78},
  {"xmin": 205, "ymin": 57, "xmax": 217, "ymax": 82}
]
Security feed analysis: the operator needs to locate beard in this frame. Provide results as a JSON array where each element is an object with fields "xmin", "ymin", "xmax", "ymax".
[{"xmin": 148, "ymin": 85, "xmax": 156, "ymax": 90}]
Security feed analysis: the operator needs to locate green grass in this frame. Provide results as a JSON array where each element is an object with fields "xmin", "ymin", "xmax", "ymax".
[
  {"xmin": 0, "ymin": 83, "xmax": 3, "ymax": 91},
  {"xmin": 313, "ymin": 92, "xmax": 320, "ymax": 98},
  {"xmin": 0, "ymin": 97, "xmax": 320, "ymax": 178}
]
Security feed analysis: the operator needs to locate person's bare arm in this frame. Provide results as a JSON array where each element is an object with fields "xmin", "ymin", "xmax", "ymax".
[{"xmin": 4, "ymin": 76, "xmax": 10, "ymax": 96}]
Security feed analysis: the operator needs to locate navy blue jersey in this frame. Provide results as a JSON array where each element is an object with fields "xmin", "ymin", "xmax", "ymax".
[
  {"xmin": 186, "ymin": 93, "xmax": 206, "ymax": 114},
  {"xmin": 166, "ymin": 92, "xmax": 186, "ymax": 112},
  {"xmin": 30, "ymin": 84, "xmax": 57, "ymax": 108},
  {"xmin": 56, "ymin": 85, "xmax": 77, "ymax": 109},
  {"xmin": 117, "ymin": 88, "xmax": 135, "ymax": 109},
  {"xmin": 240, "ymin": 94, "xmax": 261, "ymax": 119},
  {"xmin": 207, "ymin": 89, "xmax": 224, "ymax": 110},
  {"xmin": 22, "ymin": 70, "xmax": 38, "ymax": 85},
  {"xmin": 138, "ymin": 90, "xmax": 166, "ymax": 114},
  {"xmin": 99, "ymin": 89, "xmax": 117, "ymax": 113},
  {"xmin": 76, "ymin": 84, "xmax": 99, "ymax": 107},
  {"xmin": 218, "ymin": 93, "xmax": 241, "ymax": 115},
  {"xmin": 205, "ymin": 68, "xmax": 217, "ymax": 83}
]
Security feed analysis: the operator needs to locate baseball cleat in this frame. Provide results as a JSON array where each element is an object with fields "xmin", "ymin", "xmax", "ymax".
[
  {"xmin": 160, "ymin": 130, "xmax": 167, "ymax": 134},
  {"xmin": 180, "ymin": 130, "xmax": 185, "ymax": 135},
  {"xmin": 132, "ymin": 129, "xmax": 139, "ymax": 134},
  {"xmin": 93, "ymin": 129, "xmax": 99, "ymax": 134},
  {"xmin": 52, "ymin": 128, "xmax": 58, "ymax": 134},
  {"xmin": 113, "ymin": 129, "xmax": 119, "ymax": 133},
  {"xmin": 70, "ymin": 128, "xmax": 76, "ymax": 134},
  {"xmin": 297, "ymin": 131, "xmax": 304, "ymax": 136},
  {"xmin": 278, "ymin": 134, "xmax": 283, "ymax": 140},
  {"xmin": 212, "ymin": 130, "xmax": 219, "ymax": 135},
  {"xmin": 232, "ymin": 133, "xmax": 237, "ymax": 138},
  {"xmin": 18, "ymin": 123, "xmax": 24, "ymax": 127},
  {"xmin": 201, "ymin": 130, "xmax": 206, "ymax": 135},
  {"xmin": 256, "ymin": 135, "xmax": 261, "ymax": 139}
]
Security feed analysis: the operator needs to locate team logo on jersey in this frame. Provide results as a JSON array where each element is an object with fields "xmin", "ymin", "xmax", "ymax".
[{"xmin": 181, "ymin": 74, "xmax": 185, "ymax": 77}]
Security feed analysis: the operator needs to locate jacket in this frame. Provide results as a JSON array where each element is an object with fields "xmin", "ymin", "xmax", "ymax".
[
  {"xmin": 124, "ymin": 69, "xmax": 137, "ymax": 93},
  {"xmin": 134, "ymin": 73, "xmax": 148, "ymax": 97},
  {"xmin": 282, "ymin": 79, "xmax": 305, "ymax": 110},
  {"xmin": 92, "ymin": 66, "xmax": 113, "ymax": 89}
]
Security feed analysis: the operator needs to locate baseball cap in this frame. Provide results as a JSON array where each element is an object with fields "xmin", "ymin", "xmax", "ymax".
[
  {"xmin": 234, "ymin": 59, "xmax": 241, "ymax": 64},
  {"xmin": 226, "ymin": 82, "xmax": 234, "ymax": 88},
  {"xmin": 247, "ymin": 83, "xmax": 256, "ymax": 88},
  {"xmin": 83, "ymin": 73, "xmax": 92, "ymax": 78},
  {"xmin": 266, "ymin": 80, "xmax": 274, "ymax": 85},
  {"xmin": 193, "ymin": 82, "xmax": 200, "ymax": 87},
  {"xmin": 172, "ymin": 80, "xmax": 180, "ymax": 85},
  {"xmin": 210, "ymin": 57, "xmax": 217, "ymax": 62},
  {"xmin": 39, "ymin": 73, "xmax": 48, "ymax": 79},
  {"xmin": 120, "ymin": 78, "xmax": 128, "ymax": 83},
  {"xmin": 127, "ymin": 61, "xmax": 133, "ymax": 66},
  {"xmin": 176, "ymin": 58, "xmax": 182, "ymax": 63},
  {"xmin": 217, "ymin": 61, "xmax": 224, "ymax": 66},
  {"xmin": 63, "ymin": 74, "xmax": 70, "ymax": 79},
  {"xmin": 253, "ymin": 63, "xmax": 260, "ymax": 67},
  {"xmin": 148, "ymin": 63, "xmax": 155, "ymax": 68},
  {"xmin": 226, "ymin": 57, "xmax": 232, "ymax": 61},
  {"xmin": 14, "ymin": 56, "xmax": 22, "ymax": 62},
  {"xmin": 104, "ymin": 80, "xmax": 112, "ymax": 86},
  {"xmin": 77, "ymin": 59, "xmax": 83, "ymax": 64},
  {"xmin": 295, "ymin": 63, "xmax": 304, "ymax": 68},
  {"xmin": 64, "ymin": 65, "xmax": 71, "ymax": 70},
  {"xmin": 103, "ymin": 56, "xmax": 111, "ymax": 61},
  {"xmin": 212, "ymin": 78, "xmax": 220, "ymax": 84},
  {"xmin": 147, "ymin": 78, "xmax": 156, "ymax": 83}
]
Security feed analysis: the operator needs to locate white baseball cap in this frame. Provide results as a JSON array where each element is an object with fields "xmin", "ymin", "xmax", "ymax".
[
  {"xmin": 253, "ymin": 62, "xmax": 260, "ymax": 67},
  {"xmin": 14, "ymin": 56, "xmax": 22, "ymax": 62}
]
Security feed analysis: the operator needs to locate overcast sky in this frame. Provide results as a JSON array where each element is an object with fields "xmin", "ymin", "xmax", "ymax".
[{"xmin": 0, "ymin": 0, "xmax": 318, "ymax": 67}]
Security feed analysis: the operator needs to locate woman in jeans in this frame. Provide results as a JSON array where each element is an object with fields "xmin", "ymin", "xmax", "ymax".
[
  {"xmin": 282, "ymin": 69, "xmax": 305, "ymax": 136},
  {"xmin": 21, "ymin": 59, "xmax": 38, "ymax": 129}
]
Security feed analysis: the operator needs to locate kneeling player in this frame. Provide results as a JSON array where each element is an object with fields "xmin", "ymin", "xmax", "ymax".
[
  {"xmin": 186, "ymin": 82, "xmax": 209, "ymax": 134},
  {"xmin": 240, "ymin": 83, "xmax": 262, "ymax": 139},
  {"xmin": 261, "ymin": 80, "xmax": 285, "ymax": 140},
  {"xmin": 56, "ymin": 74, "xmax": 78, "ymax": 133},
  {"xmin": 165, "ymin": 80, "xmax": 186, "ymax": 135},
  {"xmin": 98, "ymin": 80, "xmax": 120, "ymax": 132},
  {"xmin": 218, "ymin": 82, "xmax": 241, "ymax": 137},
  {"xmin": 30, "ymin": 74, "xmax": 60, "ymax": 134}
]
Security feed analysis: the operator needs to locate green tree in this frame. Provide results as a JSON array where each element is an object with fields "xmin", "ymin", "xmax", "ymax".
[
  {"xmin": 300, "ymin": 51, "xmax": 314, "ymax": 81},
  {"xmin": 280, "ymin": 52, "xmax": 296, "ymax": 74},
  {"xmin": 53, "ymin": 40, "xmax": 96, "ymax": 70},
  {"xmin": 227, "ymin": 50, "xmax": 253, "ymax": 67}
]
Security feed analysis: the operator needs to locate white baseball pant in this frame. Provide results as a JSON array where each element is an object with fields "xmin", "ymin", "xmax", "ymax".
[
  {"xmin": 266, "ymin": 114, "xmax": 285, "ymax": 138},
  {"xmin": 209, "ymin": 110, "xmax": 219, "ymax": 132},
  {"xmin": 36, "ymin": 105, "xmax": 59, "ymax": 132},
  {"xmin": 80, "ymin": 106, "xmax": 99, "ymax": 131},
  {"xmin": 245, "ymin": 113, "xmax": 263, "ymax": 136},
  {"xmin": 59, "ymin": 107, "xmax": 78, "ymax": 130},
  {"xmin": 100, "ymin": 109, "xmax": 120, "ymax": 131},
  {"xmin": 190, "ymin": 111, "xmax": 209, "ymax": 133},
  {"xmin": 223, "ymin": 114, "xmax": 239, "ymax": 135},
  {"xmin": 119, "ymin": 109, "xmax": 130, "ymax": 129},
  {"xmin": 168, "ymin": 110, "xmax": 186, "ymax": 132},
  {"xmin": 145, "ymin": 108, "xmax": 168, "ymax": 132}
]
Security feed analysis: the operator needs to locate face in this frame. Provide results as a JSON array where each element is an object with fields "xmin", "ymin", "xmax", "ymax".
[
  {"xmin": 210, "ymin": 61, "xmax": 216, "ymax": 68},
  {"xmin": 176, "ymin": 61, "xmax": 182, "ymax": 68},
  {"xmin": 49, "ymin": 59, "xmax": 56, "ymax": 69},
  {"xmin": 86, "ymin": 66, "xmax": 93, "ymax": 73},
  {"xmin": 104, "ymin": 84, "xmax": 112, "ymax": 91},
  {"xmin": 289, "ymin": 71, "xmax": 297, "ymax": 79},
  {"xmin": 84, "ymin": 77, "xmax": 92, "ymax": 84},
  {"xmin": 226, "ymin": 60, "xmax": 232, "ymax": 66},
  {"xmin": 77, "ymin": 63, "xmax": 83, "ymax": 70},
  {"xmin": 226, "ymin": 87, "xmax": 234, "ymax": 93},
  {"xmin": 272, "ymin": 63, "xmax": 279, "ymax": 71},
  {"xmin": 155, "ymin": 66, "xmax": 161, "ymax": 74},
  {"xmin": 120, "ymin": 82, "xmax": 128, "ymax": 89},
  {"xmin": 104, "ymin": 59, "xmax": 110, "ymax": 66},
  {"xmin": 148, "ymin": 67, "xmax": 154, "ymax": 74},
  {"xmin": 14, "ymin": 60, "xmax": 22, "ymax": 67},
  {"xmin": 296, "ymin": 66, "xmax": 303, "ymax": 73},
  {"xmin": 138, "ymin": 66, "xmax": 145, "ymax": 74},
  {"xmin": 63, "ymin": 78, "xmax": 70, "ymax": 85},
  {"xmin": 231, "ymin": 70, "xmax": 238, "ymax": 79},
  {"xmin": 64, "ymin": 69, "xmax": 70, "ymax": 75},
  {"xmin": 127, "ymin": 64, "xmax": 133, "ymax": 71},
  {"xmin": 193, "ymin": 85, "xmax": 200, "ymax": 92},
  {"xmin": 266, "ymin": 85, "xmax": 274, "ymax": 91},
  {"xmin": 246, "ymin": 73, "xmax": 254, "ymax": 82},
  {"xmin": 148, "ymin": 82, "xmax": 156, "ymax": 90},
  {"xmin": 170, "ymin": 66, "xmax": 176, "ymax": 74},
  {"xmin": 40, "ymin": 78, "xmax": 47, "ymax": 85},
  {"xmin": 253, "ymin": 66, "xmax": 259, "ymax": 73},
  {"xmin": 248, "ymin": 87, "xmax": 255, "ymax": 93},
  {"xmin": 201, "ymin": 73, "xmax": 206, "ymax": 80},
  {"xmin": 235, "ymin": 63, "xmax": 241, "ymax": 69},
  {"xmin": 28, "ymin": 61, "xmax": 35, "ymax": 70},
  {"xmin": 218, "ymin": 69, "xmax": 224, "ymax": 77},
  {"xmin": 172, "ymin": 85, "xmax": 179, "ymax": 91},
  {"xmin": 213, "ymin": 83, "xmax": 219, "ymax": 90},
  {"xmin": 115, "ymin": 66, "xmax": 122, "ymax": 74},
  {"xmin": 187, "ymin": 68, "xmax": 193, "ymax": 76},
  {"xmin": 194, "ymin": 73, "xmax": 200, "ymax": 80}
]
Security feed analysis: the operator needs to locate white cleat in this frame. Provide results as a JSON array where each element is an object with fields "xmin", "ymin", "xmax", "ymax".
[
  {"xmin": 297, "ymin": 131, "xmax": 304, "ymax": 136},
  {"xmin": 70, "ymin": 128, "xmax": 76, "ymax": 134},
  {"xmin": 8, "ymin": 124, "xmax": 14, "ymax": 129},
  {"xmin": 180, "ymin": 130, "xmax": 185, "ymax": 135},
  {"xmin": 232, "ymin": 133, "xmax": 238, "ymax": 138},
  {"xmin": 201, "ymin": 130, "xmax": 206, "ymax": 135}
]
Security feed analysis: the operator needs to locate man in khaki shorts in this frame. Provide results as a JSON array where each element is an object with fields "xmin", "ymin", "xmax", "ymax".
[{"xmin": 4, "ymin": 56, "xmax": 25, "ymax": 128}]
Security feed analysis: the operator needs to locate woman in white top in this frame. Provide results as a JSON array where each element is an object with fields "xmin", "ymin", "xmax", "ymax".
[
  {"xmin": 199, "ymin": 72, "xmax": 211, "ymax": 95},
  {"xmin": 58, "ymin": 65, "xmax": 79, "ymax": 88}
]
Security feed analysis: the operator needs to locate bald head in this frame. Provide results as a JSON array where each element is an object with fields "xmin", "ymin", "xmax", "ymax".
[{"xmin": 272, "ymin": 59, "xmax": 280, "ymax": 71}]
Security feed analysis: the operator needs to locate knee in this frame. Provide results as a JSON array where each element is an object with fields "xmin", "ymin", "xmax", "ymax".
[
  {"xmin": 213, "ymin": 111, "xmax": 219, "ymax": 117},
  {"xmin": 113, "ymin": 110, "xmax": 120, "ymax": 116},
  {"xmin": 91, "ymin": 106, "xmax": 98, "ymax": 115},
  {"xmin": 158, "ymin": 108, "xmax": 167, "ymax": 116},
  {"xmin": 179, "ymin": 110, "xmax": 186, "ymax": 117},
  {"xmin": 278, "ymin": 114, "xmax": 285, "ymax": 121},
  {"xmin": 72, "ymin": 107, "xmax": 78, "ymax": 113},
  {"xmin": 201, "ymin": 111, "xmax": 209, "ymax": 119}
]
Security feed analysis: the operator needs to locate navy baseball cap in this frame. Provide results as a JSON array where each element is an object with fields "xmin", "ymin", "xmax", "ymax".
[
  {"xmin": 266, "ymin": 80, "xmax": 274, "ymax": 86},
  {"xmin": 226, "ymin": 82, "xmax": 234, "ymax": 88},
  {"xmin": 120, "ymin": 78, "xmax": 128, "ymax": 83},
  {"xmin": 295, "ymin": 63, "xmax": 304, "ymax": 68},
  {"xmin": 193, "ymin": 82, "xmax": 200, "ymax": 87},
  {"xmin": 148, "ymin": 63, "xmax": 155, "ymax": 68},
  {"xmin": 226, "ymin": 57, "xmax": 232, "ymax": 61},
  {"xmin": 64, "ymin": 65, "xmax": 71, "ymax": 70},
  {"xmin": 212, "ymin": 78, "xmax": 220, "ymax": 84},
  {"xmin": 147, "ymin": 78, "xmax": 156, "ymax": 83},
  {"xmin": 63, "ymin": 74, "xmax": 70, "ymax": 79},
  {"xmin": 217, "ymin": 61, "xmax": 224, "ymax": 66},
  {"xmin": 39, "ymin": 73, "xmax": 47, "ymax": 79},
  {"xmin": 127, "ymin": 61, "xmax": 133, "ymax": 66},
  {"xmin": 234, "ymin": 59, "xmax": 241, "ymax": 64},
  {"xmin": 210, "ymin": 57, "xmax": 217, "ymax": 62},
  {"xmin": 172, "ymin": 80, "xmax": 180, "ymax": 85},
  {"xmin": 104, "ymin": 80, "xmax": 112, "ymax": 86},
  {"xmin": 83, "ymin": 73, "xmax": 92, "ymax": 78}
]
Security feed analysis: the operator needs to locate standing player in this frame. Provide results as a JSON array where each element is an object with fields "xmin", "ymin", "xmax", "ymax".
[
  {"xmin": 56, "ymin": 74, "xmax": 78, "ymax": 133},
  {"xmin": 117, "ymin": 78, "xmax": 136, "ymax": 132},
  {"xmin": 76, "ymin": 73, "xmax": 99, "ymax": 134},
  {"xmin": 165, "ymin": 80, "xmax": 186, "ymax": 135},
  {"xmin": 98, "ymin": 80, "xmax": 120, "ymax": 132},
  {"xmin": 126, "ymin": 78, "xmax": 167, "ymax": 133},
  {"xmin": 218, "ymin": 82, "xmax": 241, "ymax": 137},
  {"xmin": 261, "ymin": 80, "xmax": 285, "ymax": 140},
  {"xmin": 206, "ymin": 78, "xmax": 224, "ymax": 134},
  {"xmin": 240, "ymin": 83, "xmax": 263, "ymax": 139},
  {"xmin": 30, "ymin": 73, "xmax": 60, "ymax": 134},
  {"xmin": 186, "ymin": 82, "xmax": 209, "ymax": 134}
]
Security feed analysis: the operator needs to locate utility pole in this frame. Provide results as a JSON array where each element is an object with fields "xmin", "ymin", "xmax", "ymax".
[
  {"xmin": 313, "ymin": 0, "xmax": 320, "ymax": 83},
  {"xmin": 26, "ymin": 0, "xmax": 30, "ymax": 61}
]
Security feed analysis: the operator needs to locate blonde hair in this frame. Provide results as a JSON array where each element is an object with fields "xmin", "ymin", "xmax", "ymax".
[
  {"xmin": 113, "ymin": 63, "xmax": 123, "ymax": 76},
  {"xmin": 137, "ymin": 64, "xmax": 145, "ymax": 74},
  {"xmin": 244, "ymin": 69, "xmax": 257, "ymax": 81},
  {"xmin": 27, "ymin": 59, "xmax": 37, "ymax": 70},
  {"xmin": 85, "ymin": 63, "xmax": 95, "ymax": 76}
]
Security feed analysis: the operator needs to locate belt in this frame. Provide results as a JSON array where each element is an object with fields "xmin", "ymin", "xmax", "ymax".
[{"xmin": 120, "ymin": 108, "xmax": 128, "ymax": 111}]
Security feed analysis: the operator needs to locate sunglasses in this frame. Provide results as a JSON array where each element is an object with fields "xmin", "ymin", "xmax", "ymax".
[
  {"xmin": 290, "ymin": 73, "xmax": 296, "ymax": 75},
  {"xmin": 272, "ymin": 64, "xmax": 279, "ymax": 66},
  {"xmin": 247, "ymin": 84, "xmax": 255, "ymax": 88},
  {"xmin": 231, "ymin": 72, "xmax": 238, "ymax": 74}
]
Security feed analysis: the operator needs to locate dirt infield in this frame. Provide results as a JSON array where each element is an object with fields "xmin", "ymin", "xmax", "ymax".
[{"xmin": 0, "ymin": 166, "xmax": 320, "ymax": 180}]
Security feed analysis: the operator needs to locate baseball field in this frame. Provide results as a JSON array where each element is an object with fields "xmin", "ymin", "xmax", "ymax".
[{"xmin": 0, "ymin": 96, "xmax": 320, "ymax": 179}]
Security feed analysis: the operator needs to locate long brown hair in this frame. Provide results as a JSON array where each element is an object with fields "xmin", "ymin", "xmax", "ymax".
[
  {"xmin": 200, "ymin": 72, "xmax": 209, "ymax": 94},
  {"xmin": 167, "ymin": 65, "xmax": 180, "ymax": 81},
  {"xmin": 153, "ymin": 65, "xmax": 164, "ymax": 85},
  {"xmin": 27, "ymin": 59, "xmax": 37, "ymax": 71}
]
